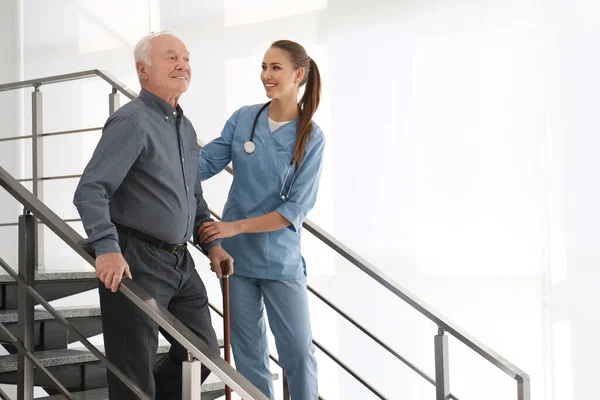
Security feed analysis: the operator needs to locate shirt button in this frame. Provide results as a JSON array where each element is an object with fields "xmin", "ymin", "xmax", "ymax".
[
  {"xmin": 173, "ymin": 111, "xmax": 177, "ymax": 116},
  {"xmin": 182, "ymin": 158, "xmax": 185, "ymax": 162},
  {"xmin": 186, "ymin": 185, "xmax": 189, "ymax": 191},
  {"xmin": 189, "ymin": 215, "xmax": 192, "ymax": 220}
]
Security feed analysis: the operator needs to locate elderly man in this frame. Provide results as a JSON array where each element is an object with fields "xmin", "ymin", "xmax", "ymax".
[{"xmin": 73, "ymin": 31, "xmax": 232, "ymax": 399}]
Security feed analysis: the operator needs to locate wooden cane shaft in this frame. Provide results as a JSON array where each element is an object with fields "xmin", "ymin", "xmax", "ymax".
[{"xmin": 221, "ymin": 260, "xmax": 232, "ymax": 400}]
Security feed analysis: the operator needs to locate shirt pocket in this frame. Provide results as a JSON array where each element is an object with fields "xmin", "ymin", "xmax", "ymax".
[{"xmin": 185, "ymin": 148, "xmax": 200, "ymax": 184}]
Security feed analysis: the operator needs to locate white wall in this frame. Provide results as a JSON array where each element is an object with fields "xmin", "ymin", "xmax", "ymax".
[
  {"xmin": 0, "ymin": 0, "xmax": 598, "ymax": 399},
  {"xmin": 0, "ymin": 2, "xmax": 26, "ymax": 398},
  {"xmin": 0, "ymin": 0, "xmax": 24, "ymax": 270},
  {"xmin": 542, "ymin": 1, "xmax": 600, "ymax": 399}
]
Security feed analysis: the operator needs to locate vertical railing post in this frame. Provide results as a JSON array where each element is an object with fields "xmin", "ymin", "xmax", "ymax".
[
  {"xmin": 518, "ymin": 374, "xmax": 531, "ymax": 400},
  {"xmin": 182, "ymin": 351, "xmax": 202, "ymax": 400},
  {"xmin": 17, "ymin": 210, "xmax": 35, "ymax": 400},
  {"xmin": 31, "ymin": 86, "xmax": 43, "ymax": 270},
  {"xmin": 435, "ymin": 328, "xmax": 450, "ymax": 400},
  {"xmin": 109, "ymin": 87, "xmax": 120, "ymax": 115}
]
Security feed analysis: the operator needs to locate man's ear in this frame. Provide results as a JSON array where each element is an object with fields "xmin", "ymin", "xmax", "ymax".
[{"xmin": 137, "ymin": 61, "xmax": 148, "ymax": 81}]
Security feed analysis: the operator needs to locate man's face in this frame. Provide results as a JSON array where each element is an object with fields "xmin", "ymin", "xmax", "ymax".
[{"xmin": 139, "ymin": 35, "xmax": 191, "ymax": 99}]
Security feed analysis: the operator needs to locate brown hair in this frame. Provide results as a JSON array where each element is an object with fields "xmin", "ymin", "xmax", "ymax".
[{"xmin": 271, "ymin": 40, "xmax": 322, "ymax": 166}]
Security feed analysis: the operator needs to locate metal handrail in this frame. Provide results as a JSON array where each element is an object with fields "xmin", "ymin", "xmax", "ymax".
[
  {"xmin": 0, "ymin": 218, "xmax": 80, "ymax": 228},
  {"xmin": 312, "ymin": 338, "xmax": 386, "ymax": 399},
  {"xmin": 0, "ymin": 167, "xmax": 266, "ymax": 399},
  {"xmin": 0, "ymin": 69, "xmax": 137, "ymax": 101},
  {"xmin": 303, "ymin": 221, "xmax": 531, "ymax": 380},
  {"xmin": 0, "ymin": 126, "xmax": 103, "ymax": 143},
  {"xmin": 307, "ymin": 286, "xmax": 461, "ymax": 400},
  {"xmin": 18, "ymin": 174, "xmax": 82, "ymax": 182}
]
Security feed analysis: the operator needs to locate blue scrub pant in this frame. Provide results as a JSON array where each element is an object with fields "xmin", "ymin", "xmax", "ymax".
[{"xmin": 228, "ymin": 274, "xmax": 318, "ymax": 399}]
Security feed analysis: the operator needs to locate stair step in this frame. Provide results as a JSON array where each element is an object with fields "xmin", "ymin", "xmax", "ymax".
[
  {"xmin": 0, "ymin": 339, "xmax": 232, "ymax": 373},
  {"xmin": 0, "ymin": 345, "xmax": 169, "ymax": 373},
  {"xmin": 0, "ymin": 271, "xmax": 98, "ymax": 310},
  {"xmin": 34, "ymin": 381, "xmax": 229, "ymax": 399},
  {"xmin": 0, "ymin": 270, "xmax": 97, "ymax": 284},
  {"xmin": 11, "ymin": 345, "xmax": 275, "ymax": 400},
  {"xmin": 0, "ymin": 306, "xmax": 101, "ymax": 323},
  {"xmin": 36, "ymin": 388, "xmax": 110, "ymax": 399},
  {"xmin": 0, "ymin": 306, "xmax": 103, "ymax": 353},
  {"xmin": 0, "ymin": 303, "xmax": 224, "ymax": 353},
  {"xmin": 35, "ymin": 370, "xmax": 278, "ymax": 399}
]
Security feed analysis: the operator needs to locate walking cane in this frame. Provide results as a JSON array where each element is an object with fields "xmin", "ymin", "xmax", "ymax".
[{"xmin": 221, "ymin": 259, "xmax": 233, "ymax": 400}]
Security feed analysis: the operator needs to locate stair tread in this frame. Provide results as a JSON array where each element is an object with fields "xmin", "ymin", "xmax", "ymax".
[
  {"xmin": 0, "ymin": 305, "xmax": 101, "ymax": 323},
  {"xmin": 0, "ymin": 270, "xmax": 97, "ymax": 283},
  {"xmin": 0, "ymin": 339, "xmax": 231, "ymax": 373},
  {"xmin": 35, "ymin": 379, "xmax": 229, "ymax": 399},
  {"xmin": 35, "ymin": 368, "xmax": 279, "ymax": 399},
  {"xmin": 0, "ymin": 345, "xmax": 171, "ymax": 373},
  {"xmin": 36, "ymin": 388, "xmax": 111, "ymax": 400},
  {"xmin": 36, "ymin": 388, "xmax": 110, "ymax": 400}
]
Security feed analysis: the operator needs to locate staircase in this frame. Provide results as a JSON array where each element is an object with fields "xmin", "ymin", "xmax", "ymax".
[
  {"xmin": 0, "ymin": 258, "xmax": 282, "ymax": 399},
  {"xmin": 0, "ymin": 271, "xmax": 248, "ymax": 399}
]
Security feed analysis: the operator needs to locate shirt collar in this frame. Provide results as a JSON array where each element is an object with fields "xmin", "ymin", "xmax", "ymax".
[{"xmin": 139, "ymin": 88, "xmax": 184, "ymax": 121}]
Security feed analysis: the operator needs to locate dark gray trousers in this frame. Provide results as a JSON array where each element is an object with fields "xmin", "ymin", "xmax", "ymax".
[{"xmin": 98, "ymin": 231, "xmax": 218, "ymax": 399}]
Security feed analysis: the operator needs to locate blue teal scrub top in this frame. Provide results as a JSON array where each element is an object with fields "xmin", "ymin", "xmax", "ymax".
[{"xmin": 198, "ymin": 104, "xmax": 325, "ymax": 280}]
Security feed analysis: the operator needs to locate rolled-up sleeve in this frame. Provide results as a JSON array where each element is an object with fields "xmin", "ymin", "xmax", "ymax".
[
  {"xmin": 73, "ymin": 113, "xmax": 144, "ymax": 256},
  {"xmin": 198, "ymin": 108, "xmax": 240, "ymax": 182},
  {"xmin": 276, "ymin": 132, "xmax": 325, "ymax": 232}
]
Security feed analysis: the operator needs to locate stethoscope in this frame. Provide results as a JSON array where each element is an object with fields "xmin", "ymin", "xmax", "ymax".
[{"xmin": 244, "ymin": 102, "xmax": 298, "ymax": 201}]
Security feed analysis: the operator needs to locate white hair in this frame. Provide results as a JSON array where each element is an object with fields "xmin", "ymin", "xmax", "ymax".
[{"xmin": 133, "ymin": 31, "xmax": 174, "ymax": 81}]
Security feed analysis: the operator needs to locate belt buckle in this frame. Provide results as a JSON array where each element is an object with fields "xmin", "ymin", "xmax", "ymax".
[{"xmin": 172, "ymin": 243, "xmax": 186, "ymax": 253}]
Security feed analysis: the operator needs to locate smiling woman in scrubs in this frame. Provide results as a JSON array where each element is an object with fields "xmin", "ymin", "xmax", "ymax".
[{"xmin": 197, "ymin": 40, "xmax": 324, "ymax": 399}]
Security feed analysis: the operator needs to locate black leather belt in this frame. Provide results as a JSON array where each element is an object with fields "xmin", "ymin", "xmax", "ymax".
[{"xmin": 114, "ymin": 223, "xmax": 187, "ymax": 254}]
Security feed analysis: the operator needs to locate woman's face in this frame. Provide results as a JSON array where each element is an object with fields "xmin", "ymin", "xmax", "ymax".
[{"xmin": 261, "ymin": 47, "xmax": 303, "ymax": 100}]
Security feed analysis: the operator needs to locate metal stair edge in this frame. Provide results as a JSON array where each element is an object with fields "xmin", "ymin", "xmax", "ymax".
[
  {"xmin": 0, "ymin": 340, "xmax": 230, "ymax": 373},
  {"xmin": 0, "ymin": 271, "xmax": 97, "ymax": 284},
  {"xmin": 0, "ymin": 345, "xmax": 169, "ymax": 373},
  {"xmin": 0, "ymin": 306, "xmax": 101, "ymax": 324},
  {"xmin": 34, "ymin": 382, "xmax": 227, "ymax": 399}
]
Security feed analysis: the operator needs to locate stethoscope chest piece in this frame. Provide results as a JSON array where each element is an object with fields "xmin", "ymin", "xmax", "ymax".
[
  {"xmin": 245, "ymin": 102, "xmax": 270, "ymax": 154},
  {"xmin": 244, "ymin": 141, "xmax": 256, "ymax": 154}
]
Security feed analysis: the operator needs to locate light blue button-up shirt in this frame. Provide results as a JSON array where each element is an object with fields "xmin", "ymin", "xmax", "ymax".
[{"xmin": 199, "ymin": 104, "xmax": 325, "ymax": 280}]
